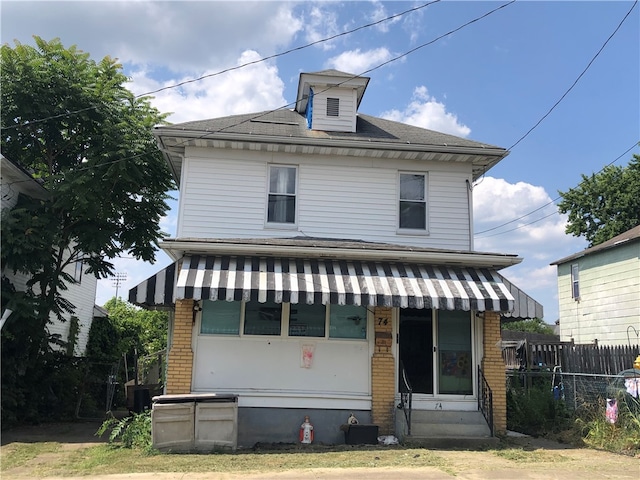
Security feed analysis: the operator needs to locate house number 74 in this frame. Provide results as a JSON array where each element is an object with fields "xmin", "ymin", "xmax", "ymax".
[{"xmin": 377, "ymin": 318, "xmax": 388, "ymax": 326}]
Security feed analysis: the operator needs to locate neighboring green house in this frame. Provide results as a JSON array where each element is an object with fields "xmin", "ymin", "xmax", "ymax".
[{"xmin": 551, "ymin": 225, "xmax": 640, "ymax": 346}]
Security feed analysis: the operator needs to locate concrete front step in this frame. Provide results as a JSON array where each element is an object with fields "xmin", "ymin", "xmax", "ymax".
[{"xmin": 408, "ymin": 410, "xmax": 492, "ymax": 438}]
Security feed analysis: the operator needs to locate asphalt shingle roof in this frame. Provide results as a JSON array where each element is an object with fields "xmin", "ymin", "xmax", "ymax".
[
  {"xmin": 551, "ymin": 224, "xmax": 640, "ymax": 265},
  {"xmin": 160, "ymin": 109, "xmax": 502, "ymax": 151}
]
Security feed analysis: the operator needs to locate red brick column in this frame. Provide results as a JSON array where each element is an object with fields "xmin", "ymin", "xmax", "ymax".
[
  {"xmin": 165, "ymin": 298, "xmax": 194, "ymax": 394},
  {"xmin": 482, "ymin": 310, "xmax": 507, "ymax": 434},
  {"xmin": 371, "ymin": 306, "xmax": 395, "ymax": 434}
]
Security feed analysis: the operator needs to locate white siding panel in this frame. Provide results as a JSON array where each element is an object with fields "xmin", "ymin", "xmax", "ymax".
[
  {"xmin": 192, "ymin": 335, "xmax": 371, "ymax": 405},
  {"xmin": 179, "ymin": 149, "xmax": 473, "ymax": 250},
  {"xmin": 312, "ymin": 88, "xmax": 357, "ymax": 132}
]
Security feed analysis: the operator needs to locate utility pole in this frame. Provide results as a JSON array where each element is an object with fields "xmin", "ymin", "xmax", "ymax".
[{"xmin": 112, "ymin": 272, "xmax": 127, "ymax": 302}]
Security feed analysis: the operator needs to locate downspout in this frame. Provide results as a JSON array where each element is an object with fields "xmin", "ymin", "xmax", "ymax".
[{"xmin": 466, "ymin": 179, "xmax": 474, "ymax": 251}]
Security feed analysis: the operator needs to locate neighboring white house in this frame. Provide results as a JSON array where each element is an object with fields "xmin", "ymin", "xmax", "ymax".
[
  {"xmin": 130, "ymin": 70, "xmax": 541, "ymax": 446},
  {"xmin": 1, "ymin": 154, "xmax": 98, "ymax": 355},
  {"xmin": 551, "ymin": 225, "xmax": 640, "ymax": 346}
]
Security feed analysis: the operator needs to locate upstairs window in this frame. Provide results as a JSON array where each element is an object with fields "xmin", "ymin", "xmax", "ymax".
[
  {"xmin": 73, "ymin": 258, "xmax": 83, "ymax": 283},
  {"xmin": 571, "ymin": 264, "xmax": 580, "ymax": 300},
  {"xmin": 399, "ymin": 173, "xmax": 427, "ymax": 230},
  {"xmin": 327, "ymin": 97, "xmax": 339, "ymax": 117},
  {"xmin": 267, "ymin": 165, "xmax": 296, "ymax": 224}
]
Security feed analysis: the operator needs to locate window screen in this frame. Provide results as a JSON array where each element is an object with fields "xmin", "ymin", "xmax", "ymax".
[{"xmin": 200, "ymin": 300, "xmax": 241, "ymax": 335}]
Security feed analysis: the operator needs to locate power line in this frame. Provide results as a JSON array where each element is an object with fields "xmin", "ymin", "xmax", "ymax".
[
  {"xmin": 138, "ymin": 0, "xmax": 441, "ymax": 98},
  {"xmin": 474, "ymin": 141, "xmax": 640, "ymax": 238},
  {"xmin": 159, "ymin": 1, "xmax": 516, "ymax": 147},
  {"xmin": 507, "ymin": 0, "xmax": 637, "ymax": 151},
  {"xmin": 46, "ymin": 0, "xmax": 516, "ymax": 177},
  {"xmin": 3, "ymin": 1, "xmax": 441, "ymax": 131}
]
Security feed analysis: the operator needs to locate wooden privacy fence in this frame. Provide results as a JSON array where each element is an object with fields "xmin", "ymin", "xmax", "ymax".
[{"xmin": 503, "ymin": 341, "xmax": 640, "ymax": 374}]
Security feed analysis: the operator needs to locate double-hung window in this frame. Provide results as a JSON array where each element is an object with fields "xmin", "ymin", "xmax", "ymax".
[
  {"xmin": 571, "ymin": 264, "xmax": 580, "ymax": 300},
  {"xmin": 267, "ymin": 165, "xmax": 296, "ymax": 224},
  {"xmin": 399, "ymin": 173, "xmax": 427, "ymax": 230}
]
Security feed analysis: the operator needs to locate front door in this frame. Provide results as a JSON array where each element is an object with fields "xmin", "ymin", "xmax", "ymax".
[
  {"xmin": 399, "ymin": 309, "xmax": 474, "ymax": 396},
  {"xmin": 399, "ymin": 309, "xmax": 433, "ymax": 394}
]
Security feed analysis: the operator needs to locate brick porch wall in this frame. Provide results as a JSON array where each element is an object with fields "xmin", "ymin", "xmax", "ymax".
[
  {"xmin": 165, "ymin": 298, "xmax": 194, "ymax": 394},
  {"xmin": 482, "ymin": 310, "xmax": 507, "ymax": 434},
  {"xmin": 371, "ymin": 306, "xmax": 395, "ymax": 434}
]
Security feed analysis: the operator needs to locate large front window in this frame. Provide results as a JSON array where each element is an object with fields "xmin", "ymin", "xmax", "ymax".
[
  {"xmin": 200, "ymin": 300, "xmax": 367, "ymax": 340},
  {"xmin": 399, "ymin": 173, "xmax": 427, "ymax": 230},
  {"xmin": 267, "ymin": 165, "xmax": 296, "ymax": 224}
]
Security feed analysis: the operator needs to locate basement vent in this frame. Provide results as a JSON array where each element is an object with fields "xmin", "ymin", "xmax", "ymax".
[{"xmin": 327, "ymin": 97, "xmax": 339, "ymax": 117}]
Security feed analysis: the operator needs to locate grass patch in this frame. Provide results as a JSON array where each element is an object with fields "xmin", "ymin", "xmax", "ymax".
[
  {"xmin": 492, "ymin": 447, "xmax": 568, "ymax": 463},
  {"xmin": 3, "ymin": 443, "xmax": 448, "ymax": 477},
  {"xmin": 0, "ymin": 442, "xmax": 61, "ymax": 470}
]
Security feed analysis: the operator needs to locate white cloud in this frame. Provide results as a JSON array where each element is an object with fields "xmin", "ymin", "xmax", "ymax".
[
  {"xmin": 472, "ymin": 176, "xmax": 587, "ymax": 322},
  {"xmin": 369, "ymin": 1, "xmax": 402, "ymax": 33},
  {"xmin": 129, "ymin": 50, "xmax": 287, "ymax": 123},
  {"xmin": 326, "ymin": 47, "xmax": 394, "ymax": 74},
  {"xmin": 304, "ymin": 6, "xmax": 340, "ymax": 51},
  {"xmin": 1, "ymin": 2, "xmax": 303, "ymax": 72},
  {"xmin": 380, "ymin": 86, "xmax": 471, "ymax": 137}
]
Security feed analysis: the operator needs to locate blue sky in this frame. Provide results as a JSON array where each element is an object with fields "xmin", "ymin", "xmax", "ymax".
[{"xmin": 2, "ymin": 1, "xmax": 639, "ymax": 322}]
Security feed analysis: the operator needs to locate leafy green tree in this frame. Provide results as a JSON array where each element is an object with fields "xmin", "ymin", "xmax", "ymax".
[
  {"xmin": 102, "ymin": 298, "xmax": 168, "ymax": 381},
  {"xmin": 1, "ymin": 37, "xmax": 173, "ymax": 425},
  {"xmin": 1, "ymin": 37, "xmax": 174, "ymax": 349},
  {"xmin": 558, "ymin": 154, "xmax": 640, "ymax": 247},
  {"xmin": 502, "ymin": 318, "xmax": 555, "ymax": 335}
]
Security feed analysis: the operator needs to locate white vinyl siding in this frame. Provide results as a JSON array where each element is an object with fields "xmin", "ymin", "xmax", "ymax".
[
  {"xmin": 310, "ymin": 88, "xmax": 357, "ymax": 132},
  {"xmin": 557, "ymin": 243, "xmax": 640, "ymax": 346},
  {"xmin": 178, "ymin": 148, "xmax": 472, "ymax": 250},
  {"xmin": 192, "ymin": 312, "xmax": 373, "ymax": 409}
]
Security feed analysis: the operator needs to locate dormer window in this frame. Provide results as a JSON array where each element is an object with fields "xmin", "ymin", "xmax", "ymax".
[{"xmin": 327, "ymin": 97, "xmax": 339, "ymax": 117}]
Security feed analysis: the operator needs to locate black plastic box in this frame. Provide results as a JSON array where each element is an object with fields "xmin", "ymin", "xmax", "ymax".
[{"xmin": 344, "ymin": 424, "xmax": 379, "ymax": 445}]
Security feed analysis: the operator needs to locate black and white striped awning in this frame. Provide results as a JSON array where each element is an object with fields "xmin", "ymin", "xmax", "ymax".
[
  {"xmin": 130, "ymin": 255, "xmax": 514, "ymax": 312},
  {"xmin": 128, "ymin": 262, "xmax": 177, "ymax": 308}
]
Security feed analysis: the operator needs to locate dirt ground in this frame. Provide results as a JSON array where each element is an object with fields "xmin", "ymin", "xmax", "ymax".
[{"xmin": 1, "ymin": 421, "xmax": 639, "ymax": 479}]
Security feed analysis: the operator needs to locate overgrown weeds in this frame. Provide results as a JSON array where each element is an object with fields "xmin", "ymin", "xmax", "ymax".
[
  {"xmin": 96, "ymin": 411, "xmax": 153, "ymax": 452},
  {"xmin": 507, "ymin": 371, "xmax": 640, "ymax": 455},
  {"xmin": 576, "ymin": 395, "xmax": 640, "ymax": 455},
  {"xmin": 507, "ymin": 373, "xmax": 572, "ymax": 436}
]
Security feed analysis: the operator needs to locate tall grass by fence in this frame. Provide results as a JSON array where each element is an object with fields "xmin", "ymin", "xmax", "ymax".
[{"xmin": 507, "ymin": 370, "xmax": 637, "ymax": 411}]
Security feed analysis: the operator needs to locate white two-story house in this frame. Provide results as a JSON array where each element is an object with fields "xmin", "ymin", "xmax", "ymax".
[{"xmin": 130, "ymin": 70, "xmax": 540, "ymax": 446}]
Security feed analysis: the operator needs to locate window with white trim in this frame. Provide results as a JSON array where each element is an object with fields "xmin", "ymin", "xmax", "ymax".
[
  {"xmin": 399, "ymin": 173, "xmax": 427, "ymax": 230},
  {"xmin": 267, "ymin": 165, "xmax": 296, "ymax": 224},
  {"xmin": 571, "ymin": 264, "xmax": 580, "ymax": 300},
  {"xmin": 73, "ymin": 258, "xmax": 83, "ymax": 283},
  {"xmin": 200, "ymin": 300, "xmax": 367, "ymax": 340}
]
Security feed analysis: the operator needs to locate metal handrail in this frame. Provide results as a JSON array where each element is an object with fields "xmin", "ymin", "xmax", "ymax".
[
  {"xmin": 477, "ymin": 366, "xmax": 494, "ymax": 436},
  {"xmin": 397, "ymin": 361, "xmax": 413, "ymax": 436}
]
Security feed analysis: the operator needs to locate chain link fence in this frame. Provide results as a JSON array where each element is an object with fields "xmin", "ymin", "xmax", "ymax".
[{"xmin": 507, "ymin": 369, "xmax": 640, "ymax": 412}]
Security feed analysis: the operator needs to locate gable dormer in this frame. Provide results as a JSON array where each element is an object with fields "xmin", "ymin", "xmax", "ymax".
[{"xmin": 295, "ymin": 70, "xmax": 370, "ymax": 133}]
